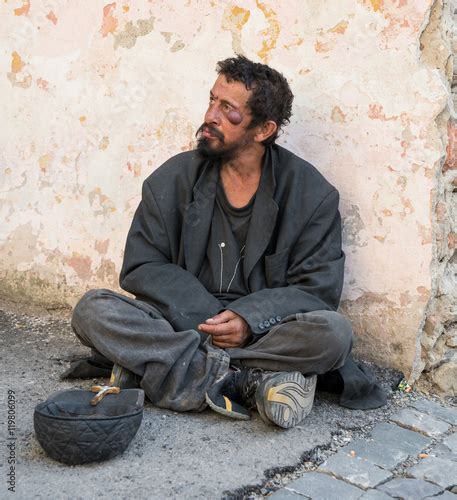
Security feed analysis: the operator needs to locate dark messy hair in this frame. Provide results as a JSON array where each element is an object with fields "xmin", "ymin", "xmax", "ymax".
[{"xmin": 216, "ymin": 55, "xmax": 293, "ymax": 145}]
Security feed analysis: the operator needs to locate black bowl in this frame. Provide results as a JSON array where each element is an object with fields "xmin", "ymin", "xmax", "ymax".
[{"xmin": 34, "ymin": 388, "xmax": 144, "ymax": 465}]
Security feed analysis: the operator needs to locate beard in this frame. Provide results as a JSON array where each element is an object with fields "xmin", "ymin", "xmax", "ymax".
[{"xmin": 195, "ymin": 123, "xmax": 250, "ymax": 162}]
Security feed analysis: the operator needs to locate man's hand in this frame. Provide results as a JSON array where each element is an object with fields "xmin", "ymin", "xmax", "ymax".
[{"xmin": 198, "ymin": 310, "xmax": 252, "ymax": 348}]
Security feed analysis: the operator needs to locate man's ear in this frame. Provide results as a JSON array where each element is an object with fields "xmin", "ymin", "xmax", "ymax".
[{"xmin": 254, "ymin": 120, "xmax": 278, "ymax": 143}]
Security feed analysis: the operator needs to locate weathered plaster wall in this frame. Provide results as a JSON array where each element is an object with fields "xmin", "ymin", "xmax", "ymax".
[{"xmin": 0, "ymin": 1, "xmax": 452, "ymax": 388}]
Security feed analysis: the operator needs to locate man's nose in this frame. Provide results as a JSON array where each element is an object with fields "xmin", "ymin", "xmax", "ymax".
[{"xmin": 205, "ymin": 103, "xmax": 220, "ymax": 125}]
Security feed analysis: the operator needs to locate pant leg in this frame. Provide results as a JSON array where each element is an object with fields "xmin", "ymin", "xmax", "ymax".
[
  {"xmin": 71, "ymin": 289, "xmax": 229, "ymax": 412},
  {"xmin": 225, "ymin": 310, "xmax": 353, "ymax": 374}
]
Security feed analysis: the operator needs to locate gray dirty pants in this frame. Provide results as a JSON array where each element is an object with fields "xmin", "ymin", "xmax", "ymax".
[{"xmin": 71, "ymin": 289, "xmax": 353, "ymax": 412}]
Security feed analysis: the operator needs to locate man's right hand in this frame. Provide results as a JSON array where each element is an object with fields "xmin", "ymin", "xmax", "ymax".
[{"xmin": 198, "ymin": 310, "xmax": 252, "ymax": 348}]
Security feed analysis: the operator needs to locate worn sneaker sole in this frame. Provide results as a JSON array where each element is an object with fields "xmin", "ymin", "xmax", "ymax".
[
  {"xmin": 255, "ymin": 372, "xmax": 317, "ymax": 429},
  {"xmin": 205, "ymin": 392, "xmax": 251, "ymax": 420},
  {"xmin": 205, "ymin": 374, "xmax": 251, "ymax": 421}
]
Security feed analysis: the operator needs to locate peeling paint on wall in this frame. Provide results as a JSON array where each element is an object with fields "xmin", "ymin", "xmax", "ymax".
[
  {"xmin": 7, "ymin": 51, "xmax": 32, "ymax": 88},
  {"xmin": 13, "ymin": 0, "xmax": 30, "ymax": 17},
  {"xmin": 222, "ymin": 6, "xmax": 251, "ymax": 55},
  {"xmin": 100, "ymin": 3, "xmax": 118, "ymax": 37},
  {"xmin": 46, "ymin": 11, "xmax": 58, "ymax": 25},
  {"xmin": 255, "ymin": 1, "xmax": 280, "ymax": 62},
  {"xmin": 65, "ymin": 252, "xmax": 92, "ymax": 281},
  {"xmin": 342, "ymin": 205, "xmax": 368, "ymax": 249},
  {"xmin": 114, "ymin": 17, "xmax": 155, "ymax": 49}
]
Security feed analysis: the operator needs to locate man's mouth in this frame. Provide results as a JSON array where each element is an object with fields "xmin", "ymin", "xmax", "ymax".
[
  {"xmin": 202, "ymin": 128, "xmax": 216, "ymax": 139},
  {"xmin": 198, "ymin": 124, "xmax": 224, "ymax": 142}
]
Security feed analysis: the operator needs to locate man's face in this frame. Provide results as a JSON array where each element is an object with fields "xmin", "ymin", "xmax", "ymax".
[{"xmin": 196, "ymin": 74, "xmax": 256, "ymax": 161}]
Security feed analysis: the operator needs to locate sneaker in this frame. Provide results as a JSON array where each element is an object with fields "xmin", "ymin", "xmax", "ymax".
[
  {"xmin": 206, "ymin": 368, "xmax": 317, "ymax": 429},
  {"xmin": 205, "ymin": 369, "xmax": 252, "ymax": 420},
  {"xmin": 255, "ymin": 371, "xmax": 317, "ymax": 429},
  {"xmin": 109, "ymin": 364, "xmax": 141, "ymax": 389}
]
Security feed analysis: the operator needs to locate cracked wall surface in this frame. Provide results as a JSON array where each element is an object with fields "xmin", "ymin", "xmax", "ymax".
[
  {"xmin": 0, "ymin": 1, "xmax": 453, "ymax": 392},
  {"xmin": 414, "ymin": 0, "xmax": 457, "ymax": 395}
]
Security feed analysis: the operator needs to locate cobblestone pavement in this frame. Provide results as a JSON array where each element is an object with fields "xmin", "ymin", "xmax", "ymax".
[{"xmin": 270, "ymin": 398, "xmax": 457, "ymax": 499}]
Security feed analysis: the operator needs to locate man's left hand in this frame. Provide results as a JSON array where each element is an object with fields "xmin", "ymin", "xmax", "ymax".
[{"xmin": 198, "ymin": 310, "xmax": 251, "ymax": 348}]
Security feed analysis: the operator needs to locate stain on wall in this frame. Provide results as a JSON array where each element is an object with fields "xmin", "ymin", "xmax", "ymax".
[{"xmin": 0, "ymin": 0, "xmax": 452, "ymax": 391}]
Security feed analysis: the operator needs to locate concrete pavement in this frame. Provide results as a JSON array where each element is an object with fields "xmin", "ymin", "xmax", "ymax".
[{"xmin": 0, "ymin": 303, "xmax": 454, "ymax": 499}]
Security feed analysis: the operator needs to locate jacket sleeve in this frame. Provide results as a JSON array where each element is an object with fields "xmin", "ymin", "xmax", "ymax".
[
  {"xmin": 227, "ymin": 189, "xmax": 345, "ymax": 335},
  {"xmin": 119, "ymin": 180, "xmax": 224, "ymax": 332}
]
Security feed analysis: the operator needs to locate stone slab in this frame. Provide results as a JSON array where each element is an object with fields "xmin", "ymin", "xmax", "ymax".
[
  {"xmin": 370, "ymin": 422, "xmax": 432, "ymax": 455},
  {"xmin": 434, "ymin": 441, "xmax": 457, "ymax": 462},
  {"xmin": 390, "ymin": 408, "xmax": 451, "ymax": 437},
  {"xmin": 409, "ymin": 456, "xmax": 457, "ymax": 489},
  {"xmin": 409, "ymin": 399, "xmax": 457, "ymax": 425},
  {"xmin": 338, "ymin": 437, "xmax": 409, "ymax": 469},
  {"xmin": 443, "ymin": 432, "xmax": 457, "ymax": 453},
  {"xmin": 358, "ymin": 490, "xmax": 392, "ymax": 499},
  {"xmin": 270, "ymin": 488, "xmax": 308, "ymax": 499},
  {"xmin": 319, "ymin": 451, "xmax": 392, "ymax": 489},
  {"xmin": 281, "ymin": 472, "xmax": 363, "ymax": 500},
  {"xmin": 425, "ymin": 492, "xmax": 457, "ymax": 499},
  {"xmin": 377, "ymin": 477, "xmax": 443, "ymax": 498}
]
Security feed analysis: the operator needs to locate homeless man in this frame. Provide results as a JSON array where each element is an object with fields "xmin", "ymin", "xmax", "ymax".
[{"xmin": 68, "ymin": 55, "xmax": 386, "ymax": 429}]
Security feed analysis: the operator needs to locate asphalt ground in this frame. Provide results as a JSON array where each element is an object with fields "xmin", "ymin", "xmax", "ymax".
[{"xmin": 1, "ymin": 299, "xmax": 450, "ymax": 499}]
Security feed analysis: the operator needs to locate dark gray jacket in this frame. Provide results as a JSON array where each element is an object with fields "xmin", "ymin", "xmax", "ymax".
[
  {"xmin": 120, "ymin": 145, "xmax": 343, "ymax": 333},
  {"xmin": 120, "ymin": 145, "xmax": 387, "ymax": 409}
]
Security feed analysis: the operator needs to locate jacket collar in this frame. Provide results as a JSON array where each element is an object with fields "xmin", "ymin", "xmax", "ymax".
[
  {"xmin": 243, "ymin": 146, "xmax": 278, "ymax": 282},
  {"xmin": 183, "ymin": 158, "xmax": 219, "ymax": 275}
]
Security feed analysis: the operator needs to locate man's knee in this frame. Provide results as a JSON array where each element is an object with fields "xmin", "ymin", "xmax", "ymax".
[
  {"xmin": 71, "ymin": 288, "xmax": 113, "ymax": 332},
  {"xmin": 311, "ymin": 310, "xmax": 353, "ymax": 353}
]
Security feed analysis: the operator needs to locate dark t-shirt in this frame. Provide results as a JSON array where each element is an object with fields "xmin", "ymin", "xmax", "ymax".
[{"xmin": 198, "ymin": 179, "xmax": 255, "ymax": 306}]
